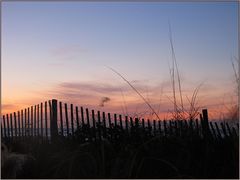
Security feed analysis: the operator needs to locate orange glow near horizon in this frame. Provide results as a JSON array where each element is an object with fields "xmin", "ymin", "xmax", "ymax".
[{"xmin": 2, "ymin": 86, "xmax": 238, "ymax": 121}]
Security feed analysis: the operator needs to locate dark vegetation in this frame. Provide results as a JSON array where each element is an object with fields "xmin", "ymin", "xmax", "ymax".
[{"xmin": 1, "ymin": 107, "xmax": 239, "ymax": 179}]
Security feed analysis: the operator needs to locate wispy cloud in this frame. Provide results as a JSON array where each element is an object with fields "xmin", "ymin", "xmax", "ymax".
[{"xmin": 49, "ymin": 44, "xmax": 87, "ymax": 60}]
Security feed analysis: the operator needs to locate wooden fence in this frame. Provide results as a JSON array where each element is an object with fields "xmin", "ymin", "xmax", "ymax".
[{"xmin": 1, "ymin": 99, "xmax": 239, "ymax": 143}]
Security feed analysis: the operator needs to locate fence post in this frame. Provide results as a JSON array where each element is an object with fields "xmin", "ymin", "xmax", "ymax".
[
  {"xmin": 51, "ymin": 99, "xmax": 58, "ymax": 142},
  {"xmin": 202, "ymin": 109, "xmax": 210, "ymax": 138}
]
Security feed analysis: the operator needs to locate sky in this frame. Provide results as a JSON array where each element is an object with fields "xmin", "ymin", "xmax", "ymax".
[{"xmin": 2, "ymin": 2, "xmax": 238, "ymax": 120}]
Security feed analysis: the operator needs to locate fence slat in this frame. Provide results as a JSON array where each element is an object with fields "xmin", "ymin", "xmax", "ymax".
[
  {"xmin": 37, "ymin": 105, "xmax": 39, "ymax": 136},
  {"xmin": 102, "ymin": 112, "xmax": 106, "ymax": 138},
  {"xmin": 195, "ymin": 119, "xmax": 199, "ymax": 136},
  {"xmin": 158, "ymin": 120, "xmax": 161, "ymax": 135},
  {"xmin": 153, "ymin": 120, "xmax": 156, "ymax": 136},
  {"xmin": 7, "ymin": 114, "xmax": 10, "ymax": 139},
  {"xmin": 27, "ymin": 107, "xmax": 30, "ymax": 137},
  {"xmin": 226, "ymin": 123, "xmax": 232, "ymax": 137},
  {"xmin": 3, "ymin": 115, "xmax": 7, "ymax": 138},
  {"xmin": 231, "ymin": 127, "xmax": 238, "ymax": 138},
  {"xmin": 147, "ymin": 119, "xmax": 151, "ymax": 135},
  {"xmin": 119, "ymin": 115, "xmax": 123, "ymax": 130},
  {"xmin": 114, "ymin": 114, "xmax": 117, "ymax": 128},
  {"xmin": 65, "ymin": 103, "xmax": 69, "ymax": 137},
  {"xmin": 14, "ymin": 112, "xmax": 17, "ymax": 138},
  {"xmin": 92, "ymin": 110, "xmax": 96, "ymax": 139},
  {"xmin": 209, "ymin": 122, "xmax": 217, "ymax": 139},
  {"xmin": 97, "ymin": 111, "xmax": 101, "ymax": 140},
  {"xmin": 81, "ymin": 107, "xmax": 84, "ymax": 125},
  {"xmin": 108, "ymin": 113, "xmax": 112, "ymax": 139},
  {"xmin": 24, "ymin": 109, "xmax": 27, "ymax": 137},
  {"xmin": 220, "ymin": 122, "xmax": 227, "ymax": 138},
  {"xmin": 86, "ymin": 108, "xmax": 90, "ymax": 128},
  {"xmin": 71, "ymin": 104, "xmax": 74, "ymax": 136},
  {"xmin": 34, "ymin": 106, "xmax": 36, "ymax": 136},
  {"xmin": 76, "ymin": 106, "xmax": 79, "ymax": 128},
  {"xmin": 142, "ymin": 118, "xmax": 145, "ymax": 129},
  {"xmin": 125, "ymin": 116, "xmax": 129, "ymax": 132},
  {"xmin": 1, "ymin": 123, "xmax": 3, "ymax": 139},
  {"xmin": 45, "ymin": 102, "xmax": 48, "ymax": 139},
  {"xmin": 214, "ymin": 122, "xmax": 222, "ymax": 139},
  {"xmin": 51, "ymin": 99, "xmax": 58, "ymax": 141},
  {"xmin": 130, "ymin": 117, "xmax": 133, "ymax": 129},
  {"xmin": 174, "ymin": 121, "xmax": 178, "ymax": 136},
  {"xmin": 40, "ymin": 103, "xmax": 43, "ymax": 137},
  {"xmin": 10, "ymin": 114, "xmax": 13, "ymax": 139},
  {"xmin": 59, "ymin": 102, "xmax": 63, "ymax": 136},
  {"xmin": 17, "ymin": 111, "xmax": 21, "ymax": 137},
  {"xmin": 135, "ymin": 118, "xmax": 139, "ymax": 128},
  {"xmin": 31, "ymin": 107, "xmax": 33, "ymax": 136},
  {"xmin": 163, "ymin": 120, "xmax": 167, "ymax": 136},
  {"xmin": 21, "ymin": 110, "xmax": 24, "ymax": 137}
]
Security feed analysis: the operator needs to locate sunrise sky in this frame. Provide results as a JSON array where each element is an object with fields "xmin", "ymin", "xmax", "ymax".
[{"xmin": 2, "ymin": 2, "xmax": 238, "ymax": 120}]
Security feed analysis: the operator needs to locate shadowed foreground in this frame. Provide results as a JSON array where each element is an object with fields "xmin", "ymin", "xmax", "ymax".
[
  {"xmin": 1, "ymin": 100, "xmax": 239, "ymax": 178},
  {"xmin": 1, "ymin": 127, "xmax": 239, "ymax": 179}
]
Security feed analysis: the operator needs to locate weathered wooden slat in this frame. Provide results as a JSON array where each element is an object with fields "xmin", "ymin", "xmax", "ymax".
[
  {"xmin": 76, "ymin": 106, "xmax": 79, "ymax": 128},
  {"xmin": 124, "ymin": 116, "xmax": 128, "ymax": 132},
  {"xmin": 18, "ymin": 111, "xmax": 21, "ymax": 137},
  {"xmin": 231, "ymin": 127, "xmax": 238, "ymax": 138},
  {"xmin": 179, "ymin": 120, "xmax": 183, "ymax": 137},
  {"xmin": 142, "ymin": 118, "xmax": 145, "ymax": 129},
  {"xmin": 153, "ymin": 120, "xmax": 156, "ymax": 136},
  {"xmin": 45, "ymin": 102, "xmax": 48, "ymax": 138},
  {"xmin": 158, "ymin": 120, "xmax": 161, "ymax": 135},
  {"xmin": 220, "ymin": 122, "xmax": 228, "ymax": 138},
  {"xmin": 163, "ymin": 120, "xmax": 167, "ymax": 136},
  {"xmin": 119, "ymin": 115, "xmax": 123, "ymax": 130},
  {"xmin": 31, "ymin": 106, "xmax": 33, "ymax": 136},
  {"xmin": 1, "ymin": 123, "xmax": 3, "ymax": 139},
  {"xmin": 108, "ymin": 113, "xmax": 112, "ymax": 139},
  {"xmin": 10, "ymin": 113, "xmax": 14, "ymax": 139},
  {"xmin": 7, "ymin": 114, "xmax": 10, "ymax": 138},
  {"xmin": 24, "ymin": 109, "xmax": 27, "ymax": 137},
  {"xmin": 147, "ymin": 119, "xmax": 151, "ymax": 135},
  {"xmin": 97, "ymin": 111, "xmax": 101, "ymax": 140},
  {"xmin": 195, "ymin": 119, "xmax": 199, "ymax": 136},
  {"xmin": 37, "ymin": 105, "xmax": 39, "ymax": 136},
  {"xmin": 70, "ymin": 104, "xmax": 74, "ymax": 136},
  {"xmin": 92, "ymin": 110, "xmax": 96, "ymax": 139},
  {"xmin": 21, "ymin": 110, "xmax": 24, "ymax": 137},
  {"xmin": 51, "ymin": 99, "xmax": 58, "ymax": 142},
  {"xmin": 169, "ymin": 120, "xmax": 173, "ymax": 135},
  {"xmin": 14, "ymin": 112, "xmax": 17, "ymax": 138},
  {"xmin": 114, "ymin": 114, "xmax": 117, "ymax": 128},
  {"xmin": 27, "ymin": 107, "xmax": 30, "ymax": 136},
  {"xmin": 108, "ymin": 113, "xmax": 112, "ymax": 128},
  {"xmin": 86, "ymin": 108, "xmax": 90, "ymax": 128},
  {"xmin": 174, "ymin": 121, "xmax": 178, "ymax": 136},
  {"xmin": 102, "ymin": 112, "xmax": 106, "ymax": 138},
  {"xmin": 130, "ymin": 117, "xmax": 133, "ymax": 129},
  {"xmin": 209, "ymin": 122, "xmax": 217, "ymax": 139},
  {"xmin": 81, "ymin": 107, "xmax": 84, "ymax": 125},
  {"xmin": 40, "ymin": 103, "xmax": 43, "ymax": 137},
  {"xmin": 59, "ymin": 102, "xmax": 63, "ymax": 136},
  {"xmin": 214, "ymin": 122, "xmax": 222, "ymax": 139},
  {"xmin": 225, "ymin": 123, "xmax": 232, "ymax": 137},
  {"xmin": 65, "ymin": 103, "xmax": 69, "ymax": 137},
  {"xmin": 135, "ymin": 118, "xmax": 139, "ymax": 128},
  {"xmin": 34, "ymin": 106, "xmax": 36, "ymax": 136},
  {"xmin": 3, "ymin": 115, "xmax": 7, "ymax": 138}
]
